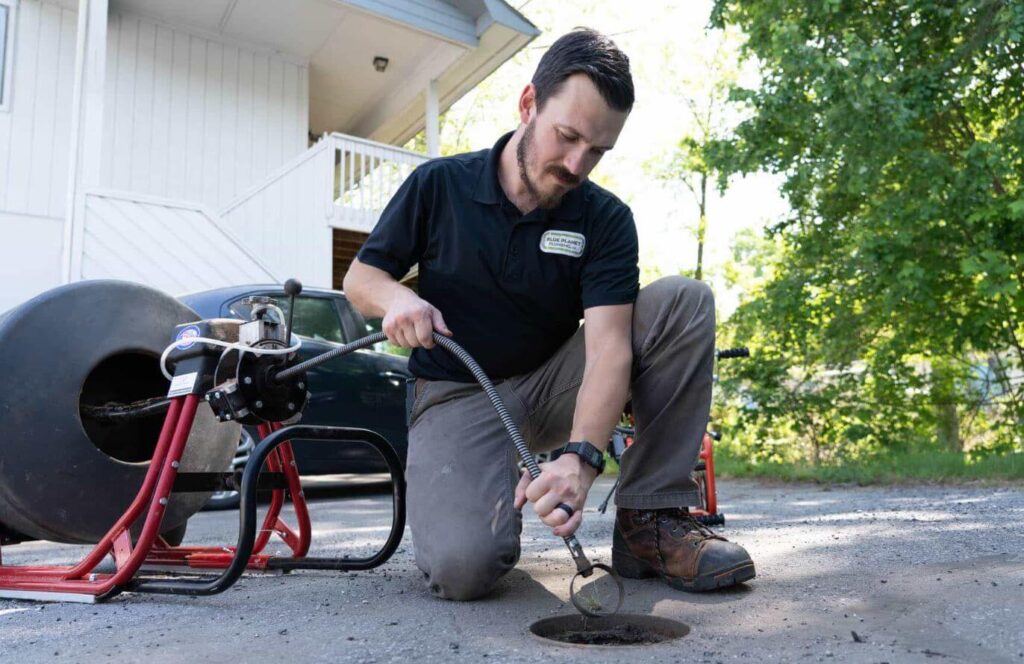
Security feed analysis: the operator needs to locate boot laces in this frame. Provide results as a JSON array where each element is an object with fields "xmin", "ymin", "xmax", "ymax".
[
  {"xmin": 682, "ymin": 512, "xmax": 718, "ymax": 539},
  {"xmin": 629, "ymin": 508, "xmax": 722, "ymax": 540},
  {"xmin": 663, "ymin": 508, "xmax": 722, "ymax": 540}
]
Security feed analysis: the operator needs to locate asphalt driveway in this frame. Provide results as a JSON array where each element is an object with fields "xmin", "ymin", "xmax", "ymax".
[{"xmin": 1, "ymin": 477, "xmax": 1021, "ymax": 663}]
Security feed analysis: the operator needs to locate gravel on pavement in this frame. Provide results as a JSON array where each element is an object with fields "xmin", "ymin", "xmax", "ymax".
[{"xmin": 1, "ymin": 476, "xmax": 1022, "ymax": 663}]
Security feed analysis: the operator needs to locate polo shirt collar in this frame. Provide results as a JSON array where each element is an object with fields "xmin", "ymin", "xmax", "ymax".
[{"xmin": 473, "ymin": 131, "xmax": 585, "ymax": 221}]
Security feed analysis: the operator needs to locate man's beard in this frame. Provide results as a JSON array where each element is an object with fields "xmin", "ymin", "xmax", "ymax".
[{"xmin": 516, "ymin": 119, "xmax": 580, "ymax": 210}]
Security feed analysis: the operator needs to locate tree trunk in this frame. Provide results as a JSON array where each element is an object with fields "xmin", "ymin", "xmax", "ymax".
[
  {"xmin": 695, "ymin": 171, "xmax": 708, "ymax": 281},
  {"xmin": 937, "ymin": 402, "xmax": 962, "ymax": 452},
  {"xmin": 932, "ymin": 363, "xmax": 963, "ymax": 452}
]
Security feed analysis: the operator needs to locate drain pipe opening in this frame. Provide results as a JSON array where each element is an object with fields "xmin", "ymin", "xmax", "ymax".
[{"xmin": 529, "ymin": 614, "xmax": 690, "ymax": 647}]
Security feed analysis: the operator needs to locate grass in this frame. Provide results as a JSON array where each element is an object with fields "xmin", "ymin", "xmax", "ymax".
[{"xmin": 714, "ymin": 448, "xmax": 1024, "ymax": 485}]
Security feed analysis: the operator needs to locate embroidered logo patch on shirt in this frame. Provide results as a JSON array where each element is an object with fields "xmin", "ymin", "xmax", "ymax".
[{"xmin": 539, "ymin": 230, "xmax": 586, "ymax": 258}]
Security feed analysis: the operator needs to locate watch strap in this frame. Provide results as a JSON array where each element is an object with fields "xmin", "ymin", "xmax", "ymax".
[{"xmin": 562, "ymin": 441, "xmax": 605, "ymax": 475}]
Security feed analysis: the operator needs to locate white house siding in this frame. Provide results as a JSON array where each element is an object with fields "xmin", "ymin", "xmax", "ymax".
[
  {"xmin": 100, "ymin": 11, "xmax": 309, "ymax": 208},
  {"xmin": 77, "ymin": 190, "xmax": 276, "ymax": 295},
  {"xmin": 0, "ymin": 0, "xmax": 76, "ymax": 312},
  {"xmin": 0, "ymin": 0, "xmax": 76, "ymax": 218},
  {"xmin": 0, "ymin": 210, "xmax": 63, "ymax": 311},
  {"xmin": 220, "ymin": 137, "xmax": 334, "ymax": 289}
]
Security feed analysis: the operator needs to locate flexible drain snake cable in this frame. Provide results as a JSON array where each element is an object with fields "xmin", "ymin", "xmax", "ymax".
[
  {"xmin": 151, "ymin": 329, "xmax": 623, "ymax": 617},
  {"xmin": 80, "ymin": 337, "xmax": 306, "ymax": 422},
  {"xmin": 276, "ymin": 331, "xmax": 624, "ymax": 618}
]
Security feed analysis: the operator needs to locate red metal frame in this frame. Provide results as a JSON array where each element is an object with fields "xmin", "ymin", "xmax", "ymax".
[
  {"xmin": 689, "ymin": 432, "xmax": 719, "ymax": 519},
  {"xmin": 0, "ymin": 395, "xmax": 310, "ymax": 601},
  {"xmin": 616, "ymin": 417, "xmax": 721, "ymax": 520}
]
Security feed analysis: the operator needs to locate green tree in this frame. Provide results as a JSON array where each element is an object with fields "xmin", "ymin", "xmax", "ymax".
[
  {"xmin": 709, "ymin": 0, "xmax": 1024, "ymax": 460},
  {"xmin": 648, "ymin": 27, "xmax": 744, "ymax": 281}
]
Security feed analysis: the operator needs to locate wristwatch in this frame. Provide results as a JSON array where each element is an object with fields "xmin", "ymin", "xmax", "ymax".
[{"xmin": 561, "ymin": 441, "xmax": 605, "ymax": 475}]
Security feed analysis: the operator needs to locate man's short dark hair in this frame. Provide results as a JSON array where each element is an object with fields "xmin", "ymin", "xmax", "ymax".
[{"xmin": 532, "ymin": 28, "xmax": 634, "ymax": 113}]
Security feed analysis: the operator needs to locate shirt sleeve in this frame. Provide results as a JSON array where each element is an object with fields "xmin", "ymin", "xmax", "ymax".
[
  {"xmin": 580, "ymin": 205, "xmax": 640, "ymax": 309},
  {"xmin": 355, "ymin": 165, "xmax": 431, "ymax": 280}
]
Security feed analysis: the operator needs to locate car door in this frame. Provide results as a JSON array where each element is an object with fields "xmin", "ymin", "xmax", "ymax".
[{"xmin": 224, "ymin": 291, "xmax": 409, "ymax": 473}]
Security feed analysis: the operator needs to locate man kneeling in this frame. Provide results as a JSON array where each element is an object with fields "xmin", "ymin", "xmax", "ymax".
[{"xmin": 344, "ymin": 28, "xmax": 755, "ymax": 601}]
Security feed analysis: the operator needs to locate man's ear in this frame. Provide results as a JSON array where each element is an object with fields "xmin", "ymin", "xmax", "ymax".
[{"xmin": 518, "ymin": 83, "xmax": 536, "ymax": 124}]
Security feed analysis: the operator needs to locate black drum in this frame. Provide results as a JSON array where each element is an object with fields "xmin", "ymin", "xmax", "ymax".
[{"xmin": 0, "ymin": 280, "xmax": 238, "ymax": 543}]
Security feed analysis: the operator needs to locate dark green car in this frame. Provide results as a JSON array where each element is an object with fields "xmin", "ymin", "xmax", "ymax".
[{"xmin": 180, "ymin": 285, "xmax": 411, "ymax": 509}]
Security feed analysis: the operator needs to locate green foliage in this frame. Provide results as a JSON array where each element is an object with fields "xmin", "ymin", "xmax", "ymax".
[
  {"xmin": 716, "ymin": 446, "xmax": 1024, "ymax": 484},
  {"xmin": 709, "ymin": 0, "xmax": 1024, "ymax": 465},
  {"xmin": 645, "ymin": 26, "xmax": 746, "ymax": 280}
]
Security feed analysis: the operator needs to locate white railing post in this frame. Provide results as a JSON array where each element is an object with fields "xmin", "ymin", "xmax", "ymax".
[
  {"xmin": 426, "ymin": 79, "xmax": 440, "ymax": 158},
  {"xmin": 318, "ymin": 132, "xmax": 428, "ymax": 234}
]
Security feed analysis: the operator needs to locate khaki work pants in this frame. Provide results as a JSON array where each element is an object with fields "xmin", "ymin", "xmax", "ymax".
[{"xmin": 404, "ymin": 276, "xmax": 716, "ymax": 600}]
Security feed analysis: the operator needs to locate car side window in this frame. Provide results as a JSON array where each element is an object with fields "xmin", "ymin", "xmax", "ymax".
[
  {"xmin": 362, "ymin": 316, "xmax": 412, "ymax": 357},
  {"xmin": 334, "ymin": 297, "xmax": 367, "ymax": 343},
  {"xmin": 227, "ymin": 295, "xmax": 345, "ymax": 343}
]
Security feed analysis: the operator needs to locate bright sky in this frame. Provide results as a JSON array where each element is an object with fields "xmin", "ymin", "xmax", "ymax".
[{"xmin": 438, "ymin": 0, "xmax": 790, "ymax": 316}]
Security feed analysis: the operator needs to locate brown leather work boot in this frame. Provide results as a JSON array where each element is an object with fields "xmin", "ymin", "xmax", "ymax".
[{"xmin": 612, "ymin": 507, "xmax": 755, "ymax": 591}]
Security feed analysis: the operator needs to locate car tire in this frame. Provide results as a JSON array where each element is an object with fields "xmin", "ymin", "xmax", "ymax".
[
  {"xmin": 204, "ymin": 490, "xmax": 242, "ymax": 511},
  {"xmin": 203, "ymin": 428, "xmax": 256, "ymax": 511}
]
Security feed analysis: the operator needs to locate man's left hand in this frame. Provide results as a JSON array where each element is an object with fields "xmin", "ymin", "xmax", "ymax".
[{"xmin": 514, "ymin": 453, "xmax": 599, "ymax": 537}]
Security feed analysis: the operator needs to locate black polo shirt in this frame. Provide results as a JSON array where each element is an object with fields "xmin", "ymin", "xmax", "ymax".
[{"xmin": 356, "ymin": 132, "xmax": 639, "ymax": 382}]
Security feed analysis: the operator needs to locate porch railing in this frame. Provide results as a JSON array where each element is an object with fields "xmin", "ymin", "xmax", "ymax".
[
  {"xmin": 219, "ymin": 133, "xmax": 429, "ymax": 287},
  {"xmin": 329, "ymin": 134, "xmax": 429, "ymax": 232}
]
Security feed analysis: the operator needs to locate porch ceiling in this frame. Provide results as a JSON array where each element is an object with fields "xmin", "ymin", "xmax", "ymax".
[
  {"xmin": 112, "ymin": 0, "xmax": 462, "ymax": 58},
  {"xmin": 308, "ymin": 11, "xmax": 468, "ymax": 137},
  {"xmin": 110, "ymin": 0, "xmax": 538, "ymax": 142}
]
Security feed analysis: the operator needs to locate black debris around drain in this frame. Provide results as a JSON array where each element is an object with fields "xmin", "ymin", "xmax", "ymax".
[{"xmin": 530, "ymin": 614, "xmax": 690, "ymax": 647}]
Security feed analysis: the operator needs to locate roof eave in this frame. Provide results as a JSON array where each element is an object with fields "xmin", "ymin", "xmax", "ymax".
[{"xmin": 360, "ymin": 13, "xmax": 539, "ymax": 145}]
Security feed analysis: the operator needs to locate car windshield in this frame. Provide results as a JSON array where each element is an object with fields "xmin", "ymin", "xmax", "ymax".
[{"xmin": 229, "ymin": 295, "xmax": 345, "ymax": 343}]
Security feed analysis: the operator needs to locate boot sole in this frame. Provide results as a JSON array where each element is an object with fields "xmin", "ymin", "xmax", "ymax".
[{"xmin": 612, "ymin": 546, "xmax": 756, "ymax": 592}]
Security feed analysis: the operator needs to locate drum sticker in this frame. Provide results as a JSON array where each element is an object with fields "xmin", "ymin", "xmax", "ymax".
[
  {"xmin": 175, "ymin": 325, "xmax": 201, "ymax": 350},
  {"xmin": 540, "ymin": 230, "xmax": 586, "ymax": 258},
  {"xmin": 167, "ymin": 372, "xmax": 198, "ymax": 397}
]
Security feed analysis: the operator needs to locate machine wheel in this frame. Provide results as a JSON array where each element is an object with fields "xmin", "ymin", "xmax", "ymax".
[{"xmin": 695, "ymin": 513, "xmax": 726, "ymax": 527}]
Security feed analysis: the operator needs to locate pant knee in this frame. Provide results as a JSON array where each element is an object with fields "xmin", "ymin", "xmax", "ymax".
[
  {"xmin": 641, "ymin": 275, "xmax": 714, "ymax": 312},
  {"xmin": 636, "ymin": 276, "xmax": 716, "ymax": 344},
  {"xmin": 424, "ymin": 545, "xmax": 519, "ymax": 601}
]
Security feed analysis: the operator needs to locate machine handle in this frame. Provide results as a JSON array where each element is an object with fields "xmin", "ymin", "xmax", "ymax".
[
  {"xmin": 283, "ymin": 279, "xmax": 303, "ymax": 346},
  {"xmin": 716, "ymin": 347, "xmax": 750, "ymax": 359}
]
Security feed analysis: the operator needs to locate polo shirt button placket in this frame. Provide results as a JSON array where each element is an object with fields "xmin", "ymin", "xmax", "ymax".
[{"xmin": 506, "ymin": 242, "xmax": 520, "ymax": 278}]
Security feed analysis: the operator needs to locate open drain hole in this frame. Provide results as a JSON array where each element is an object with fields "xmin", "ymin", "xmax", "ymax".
[{"xmin": 530, "ymin": 614, "xmax": 690, "ymax": 647}]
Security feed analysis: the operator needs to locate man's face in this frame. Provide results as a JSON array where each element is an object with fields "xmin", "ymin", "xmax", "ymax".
[{"xmin": 517, "ymin": 74, "xmax": 629, "ymax": 209}]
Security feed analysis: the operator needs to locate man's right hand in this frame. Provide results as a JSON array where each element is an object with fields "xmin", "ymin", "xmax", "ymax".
[{"xmin": 382, "ymin": 290, "xmax": 452, "ymax": 348}]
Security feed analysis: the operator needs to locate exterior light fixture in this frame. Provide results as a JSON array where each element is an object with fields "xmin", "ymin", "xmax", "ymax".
[{"xmin": 373, "ymin": 56, "xmax": 389, "ymax": 73}]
